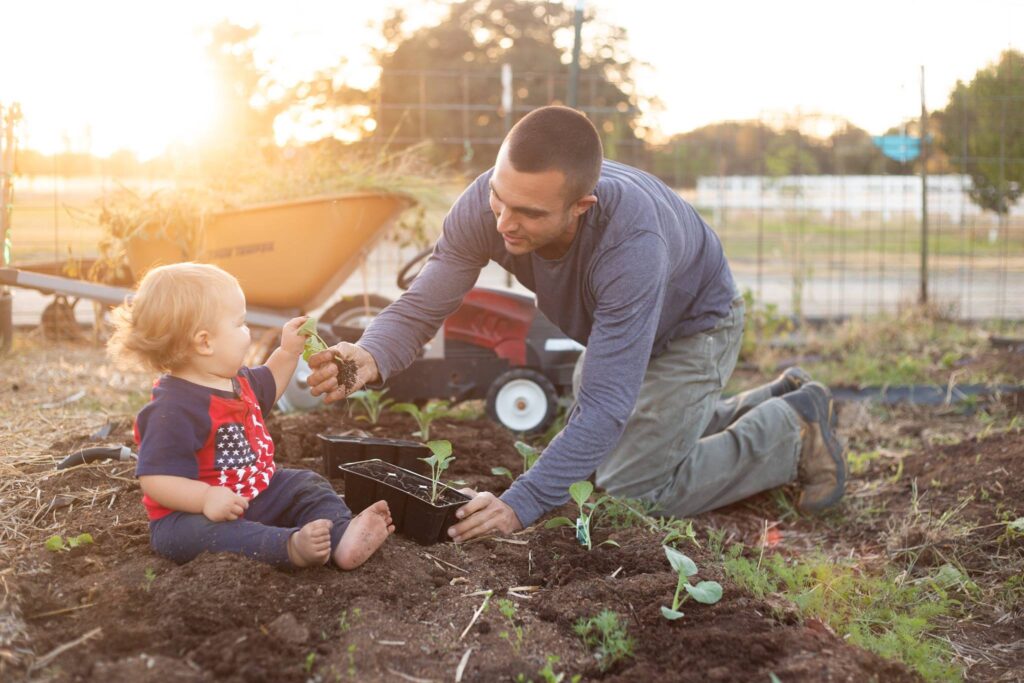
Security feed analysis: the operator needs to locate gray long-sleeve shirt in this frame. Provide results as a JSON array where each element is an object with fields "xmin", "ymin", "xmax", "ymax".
[{"xmin": 358, "ymin": 160, "xmax": 737, "ymax": 526}]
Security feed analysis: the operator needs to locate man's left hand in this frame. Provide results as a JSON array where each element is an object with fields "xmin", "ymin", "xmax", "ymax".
[{"xmin": 448, "ymin": 489, "xmax": 522, "ymax": 542}]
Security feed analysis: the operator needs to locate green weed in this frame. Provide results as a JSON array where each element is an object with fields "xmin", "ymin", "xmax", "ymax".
[{"xmin": 573, "ymin": 610, "xmax": 634, "ymax": 672}]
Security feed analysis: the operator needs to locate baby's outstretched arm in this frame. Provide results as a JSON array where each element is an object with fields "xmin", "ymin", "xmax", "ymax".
[
  {"xmin": 265, "ymin": 316, "xmax": 309, "ymax": 405},
  {"xmin": 333, "ymin": 500, "xmax": 395, "ymax": 570},
  {"xmin": 140, "ymin": 475, "xmax": 249, "ymax": 521}
]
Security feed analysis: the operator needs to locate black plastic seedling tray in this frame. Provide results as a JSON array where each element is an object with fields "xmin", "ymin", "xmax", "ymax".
[
  {"xmin": 339, "ymin": 459, "xmax": 471, "ymax": 545},
  {"xmin": 318, "ymin": 434, "xmax": 430, "ymax": 478}
]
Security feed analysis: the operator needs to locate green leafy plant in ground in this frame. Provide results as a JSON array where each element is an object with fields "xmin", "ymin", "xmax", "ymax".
[
  {"xmin": 492, "ymin": 440, "xmax": 541, "ymax": 480},
  {"xmin": 346, "ymin": 388, "xmax": 393, "ymax": 425},
  {"xmin": 660, "ymin": 545, "xmax": 723, "ymax": 619},
  {"xmin": 45, "ymin": 533, "xmax": 94, "ymax": 552},
  {"xmin": 722, "ymin": 544, "xmax": 962, "ymax": 681},
  {"xmin": 599, "ymin": 496, "xmax": 700, "ymax": 549},
  {"xmin": 419, "ymin": 440, "xmax": 454, "ymax": 504},
  {"xmin": 392, "ymin": 400, "xmax": 451, "ymax": 442},
  {"xmin": 545, "ymin": 481, "xmax": 619, "ymax": 551},
  {"xmin": 573, "ymin": 610, "xmax": 634, "ymax": 672},
  {"xmin": 495, "ymin": 598, "xmax": 525, "ymax": 654}
]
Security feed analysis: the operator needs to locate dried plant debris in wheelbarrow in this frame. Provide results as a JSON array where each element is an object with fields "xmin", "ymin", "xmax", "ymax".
[{"xmin": 298, "ymin": 317, "xmax": 358, "ymax": 392}]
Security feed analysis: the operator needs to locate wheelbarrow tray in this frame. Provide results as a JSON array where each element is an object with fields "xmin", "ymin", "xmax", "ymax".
[{"xmin": 125, "ymin": 192, "xmax": 412, "ymax": 310}]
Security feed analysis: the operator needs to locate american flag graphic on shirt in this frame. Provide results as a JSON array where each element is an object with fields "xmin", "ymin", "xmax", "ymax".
[{"xmin": 212, "ymin": 410, "xmax": 276, "ymax": 499}]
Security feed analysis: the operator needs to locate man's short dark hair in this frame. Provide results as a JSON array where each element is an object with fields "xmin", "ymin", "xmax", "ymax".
[{"xmin": 505, "ymin": 106, "xmax": 603, "ymax": 202}]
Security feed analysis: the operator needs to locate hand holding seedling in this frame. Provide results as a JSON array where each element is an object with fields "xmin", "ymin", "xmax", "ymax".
[
  {"xmin": 203, "ymin": 486, "xmax": 249, "ymax": 522},
  {"xmin": 280, "ymin": 316, "xmax": 310, "ymax": 356},
  {"xmin": 448, "ymin": 490, "xmax": 523, "ymax": 542},
  {"xmin": 302, "ymin": 317, "xmax": 380, "ymax": 402}
]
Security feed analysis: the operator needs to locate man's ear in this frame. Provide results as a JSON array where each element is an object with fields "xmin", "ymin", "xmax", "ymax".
[
  {"xmin": 571, "ymin": 193, "xmax": 597, "ymax": 218},
  {"xmin": 192, "ymin": 329, "xmax": 214, "ymax": 357}
]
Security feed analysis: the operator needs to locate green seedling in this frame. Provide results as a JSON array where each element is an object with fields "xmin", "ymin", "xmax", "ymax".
[
  {"xmin": 143, "ymin": 567, "xmax": 157, "ymax": 592},
  {"xmin": 537, "ymin": 655, "xmax": 581, "ymax": 683},
  {"xmin": 298, "ymin": 317, "xmax": 356, "ymax": 391},
  {"xmin": 303, "ymin": 651, "xmax": 316, "ymax": 675},
  {"xmin": 496, "ymin": 598, "xmax": 524, "ymax": 654},
  {"xmin": 392, "ymin": 400, "xmax": 451, "ymax": 442},
  {"xmin": 544, "ymin": 481, "xmax": 619, "ymax": 551},
  {"xmin": 492, "ymin": 440, "xmax": 541, "ymax": 480},
  {"xmin": 419, "ymin": 439, "xmax": 455, "ymax": 504},
  {"xmin": 573, "ymin": 610, "xmax": 634, "ymax": 672},
  {"xmin": 44, "ymin": 532, "xmax": 94, "ymax": 552},
  {"xmin": 660, "ymin": 545, "xmax": 723, "ymax": 620},
  {"xmin": 347, "ymin": 388, "xmax": 393, "ymax": 424}
]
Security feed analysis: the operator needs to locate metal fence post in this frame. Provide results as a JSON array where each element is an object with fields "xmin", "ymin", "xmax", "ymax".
[{"xmin": 919, "ymin": 65, "xmax": 929, "ymax": 306}]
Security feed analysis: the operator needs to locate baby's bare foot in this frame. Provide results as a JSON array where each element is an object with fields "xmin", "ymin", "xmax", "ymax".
[
  {"xmin": 334, "ymin": 500, "xmax": 395, "ymax": 570},
  {"xmin": 287, "ymin": 519, "xmax": 333, "ymax": 567}
]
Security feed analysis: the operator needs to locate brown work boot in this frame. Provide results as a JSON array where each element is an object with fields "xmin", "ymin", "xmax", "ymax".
[
  {"xmin": 781, "ymin": 382, "xmax": 847, "ymax": 512},
  {"xmin": 769, "ymin": 366, "xmax": 813, "ymax": 397}
]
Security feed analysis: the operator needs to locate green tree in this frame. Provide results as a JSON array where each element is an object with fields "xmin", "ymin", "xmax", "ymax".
[
  {"xmin": 372, "ymin": 0, "xmax": 647, "ymax": 170},
  {"xmin": 940, "ymin": 49, "xmax": 1024, "ymax": 215}
]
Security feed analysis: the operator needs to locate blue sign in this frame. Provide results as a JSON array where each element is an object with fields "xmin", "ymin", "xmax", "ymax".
[{"xmin": 872, "ymin": 135, "xmax": 921, "ymax": 163}]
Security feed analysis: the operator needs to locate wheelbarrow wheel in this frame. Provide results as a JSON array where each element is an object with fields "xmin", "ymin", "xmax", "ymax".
[
  {"xmin": 322, "ymin": 294, "xmax": 392, "ymax": 341},
  {"xmin": 486, "ymin": 368, "xmax": 558, "ymax": 435}
]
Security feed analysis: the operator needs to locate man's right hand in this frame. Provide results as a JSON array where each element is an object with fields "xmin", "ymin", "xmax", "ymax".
[
  {"xmin": 202, "ymin": 486, "xmax": 249, "ymax": 522},
  {"xmin": 307, "ymin": 342, "xmax": 380, "ymax": 403}
]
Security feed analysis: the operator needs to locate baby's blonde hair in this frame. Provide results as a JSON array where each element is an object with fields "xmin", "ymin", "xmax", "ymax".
[{"xmin": 107, "ymin": 262, "xmax": 241, "ymax": 373}]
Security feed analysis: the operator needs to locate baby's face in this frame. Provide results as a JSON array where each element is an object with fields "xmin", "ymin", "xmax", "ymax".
[{"xmin": 208, "ymin": 286, "xmax": 251, "ymax": 377}]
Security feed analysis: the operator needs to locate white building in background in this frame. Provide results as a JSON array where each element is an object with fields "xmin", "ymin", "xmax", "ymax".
[{"xmin": 694, "ymin": 175, "xmax": 1018, "ymax": 223}]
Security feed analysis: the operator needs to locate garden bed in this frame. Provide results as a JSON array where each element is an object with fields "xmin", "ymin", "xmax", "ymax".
[{"xmin": 1, "ymin": 338, "xmax": 1021, "ymax": 681}]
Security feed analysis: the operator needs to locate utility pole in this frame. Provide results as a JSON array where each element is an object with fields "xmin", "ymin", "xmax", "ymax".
[
  {"xmin": 567, "ymin": 0, "xmax": 585, "ymax": 108},
  {"xmin": 919, "ymin": 65, "xmax": 929, "ymax": 305}
]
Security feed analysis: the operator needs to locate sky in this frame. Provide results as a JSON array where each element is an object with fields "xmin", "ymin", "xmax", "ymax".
[{"xmin": 0, "ymin": 0, "xmax": 1019, "ymax": 158}]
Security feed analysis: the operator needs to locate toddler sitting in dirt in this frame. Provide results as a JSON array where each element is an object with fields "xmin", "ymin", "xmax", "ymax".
[{"xmin": 107, "ymin": 262, "xmax": 394, "ymax": 569}]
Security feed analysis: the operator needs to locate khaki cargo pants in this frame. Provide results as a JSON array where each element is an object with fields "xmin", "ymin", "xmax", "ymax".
[{"xmin": 574, "ymin": 298, "xmax": 803, "ymax": 517}]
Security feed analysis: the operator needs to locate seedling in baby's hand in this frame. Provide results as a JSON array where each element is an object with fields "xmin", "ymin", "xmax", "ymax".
[
  {"xmin": 44, "ymin": 533, "xmax": 94, "ymax": 552},
  {"xmin": 545, "ymin": 481, "xmax": 619, "ymax": 551},
  {"xmin": 392, "ymin": 400, "xmax": 450, "ymax": 442},
  {"xmin": 659, "ymin": 545, "xmax": 723, "ymax": 620},
  {"xmin": 492, "ymin": 440, "xmax": 541, "ymax": 481},
  {"xmin": 419, "ymin": 439, "xmax": 455, "ymax": 504},
  {"xmin": 297, "ymin": 317, "xmax": 358, "ymax": 393}
]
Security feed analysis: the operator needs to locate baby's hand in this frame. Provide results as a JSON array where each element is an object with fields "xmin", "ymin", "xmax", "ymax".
[
  {"xmin": 280, "ymin": 316, "xmax": 310, "ymax": 356},
  {"xmin": 202, "ymin": 486, "xmax": 249, "ymax": 522}
]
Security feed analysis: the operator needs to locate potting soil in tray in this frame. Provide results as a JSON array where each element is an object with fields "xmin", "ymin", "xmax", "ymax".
[
  {"xmin": 339, "ymin": 458, "xmax": 470, "ymax": 545},
  {"xmin": 318, "ymin": 434, "xmax": 430, "ymax": 478}
]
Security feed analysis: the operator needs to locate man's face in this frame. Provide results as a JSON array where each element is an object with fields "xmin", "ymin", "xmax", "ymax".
[{"xmin": 488, "ymin": 146, "xmax": 590, "ymax": 258}]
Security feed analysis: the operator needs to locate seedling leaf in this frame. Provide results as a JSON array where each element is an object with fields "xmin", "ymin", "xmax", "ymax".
[
  {"xmin": 660, "ymin": 606, "xmax": 685, "ymax": 620},
  {"xmin": 684, "ymin": 580, "xmax": 723, "ymax": 604},
  {"xmin": 44, "ymin": 535, "xmax": 65, "ymax": 552},
  {"xmin": 298, "ymin": 317, "xmax": 319, "ymax": 337},
  {"xmin": 568, "ymin": 481, "xmax": 594, "ymax": 507},
  {"xmin": 491, "ymin": 466, "xmax": 514, "ymax": 479},
  {"xmin": 68, "ymin": 533, "xmax": 94, "ymax": 548},
  {"xmin": 664, "ymin": 545, "xmax": 698, "ymax": 577},
  {"xmin": 544, "ymin": 516, "xmax": 576, "ymax": 529}
]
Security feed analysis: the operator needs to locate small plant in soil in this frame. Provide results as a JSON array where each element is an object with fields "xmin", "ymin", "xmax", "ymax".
[
  {"xmin": 44, "ymin": 532, "xmax": 94, "ymax": 552},
  {"xmin": 419, "ymin": 439, "xmax": 455, "ymax": 504},
  {"xmin": 537, "ymin": 655, "xmax": 581, "ymax": 683},
  {"xmin": 544, "ymin": 481, "xmax": 619, "ymax": 551},
  {"xmin": 142, "ymin": 567, "xmax": 157, "ymax": 592},
  {"xmin": 346, "ymin": 388, "xmax": 393, "ymax": 424},
  {"xmin": 392, "ymin": 399, "xmax": 451, "ymax": 442},
  {"xmin": 298, "ymin": 317, "xmax": 358, "ymax": 393},
  {"xmin": 492, "ymin": 440, "xmax": 541, "ymax": 480},
  {"xmin": 660, "ymin": 545, "xmax": 723, "ymax": 620},
  {"xmin": 573, "ymin": 610, "xmax": 634, "ymax": 672},
  {"xmin": 495, "ymin": 598, "xmax": 525, "ymax": 654}
]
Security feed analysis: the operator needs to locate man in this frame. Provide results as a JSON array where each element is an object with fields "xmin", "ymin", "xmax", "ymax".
[{"xmin": 308, "ymin": 106, "xmax": 846, "ymax": 542}]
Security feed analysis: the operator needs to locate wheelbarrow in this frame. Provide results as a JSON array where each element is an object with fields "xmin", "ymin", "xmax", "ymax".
[{"xmin": 0, "ymin": 190, "xmax": 412, "ymax": 351}]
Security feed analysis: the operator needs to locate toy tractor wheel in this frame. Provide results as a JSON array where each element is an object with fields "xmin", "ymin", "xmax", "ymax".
[
  {"xmin": 322, "ymin": 294, "xmax": 393, "ymax": 331},
  {"xmin": 486, "ymin": 368, "xmax": 558, "ymax": 435}
]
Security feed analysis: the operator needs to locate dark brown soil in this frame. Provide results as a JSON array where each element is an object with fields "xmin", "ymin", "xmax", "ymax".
[
  {"xmin": 4, "ymin": 407, "xmax": 926, "ymax": 682},
  {"xmin": 333, "ymin": 357, "xmax": 359, "ymax": 393}
]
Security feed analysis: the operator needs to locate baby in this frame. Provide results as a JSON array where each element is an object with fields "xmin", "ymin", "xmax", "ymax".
[{"xmin": 108, "ymin": 262, "xmax": 393, "ymax": 569}]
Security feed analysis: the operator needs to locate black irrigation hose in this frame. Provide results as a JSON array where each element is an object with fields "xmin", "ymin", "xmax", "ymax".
[
  {"xmin": 831, "ymin": 384, "xmax": 1023, "ymax": 406},
  {"xmin": 56, "ymin": 445, "xmax": 136, "ymax": 470}
]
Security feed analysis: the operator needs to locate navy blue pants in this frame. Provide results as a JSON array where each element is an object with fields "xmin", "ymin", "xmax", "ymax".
[{"xmin": 149, "ymin": 468, "xmax": 352, "ymax": 568}]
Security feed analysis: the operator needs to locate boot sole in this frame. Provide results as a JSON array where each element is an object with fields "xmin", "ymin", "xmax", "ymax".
[{"xmin": 796, "ymin": 383, "xmax": 846, "ymax": 513}]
